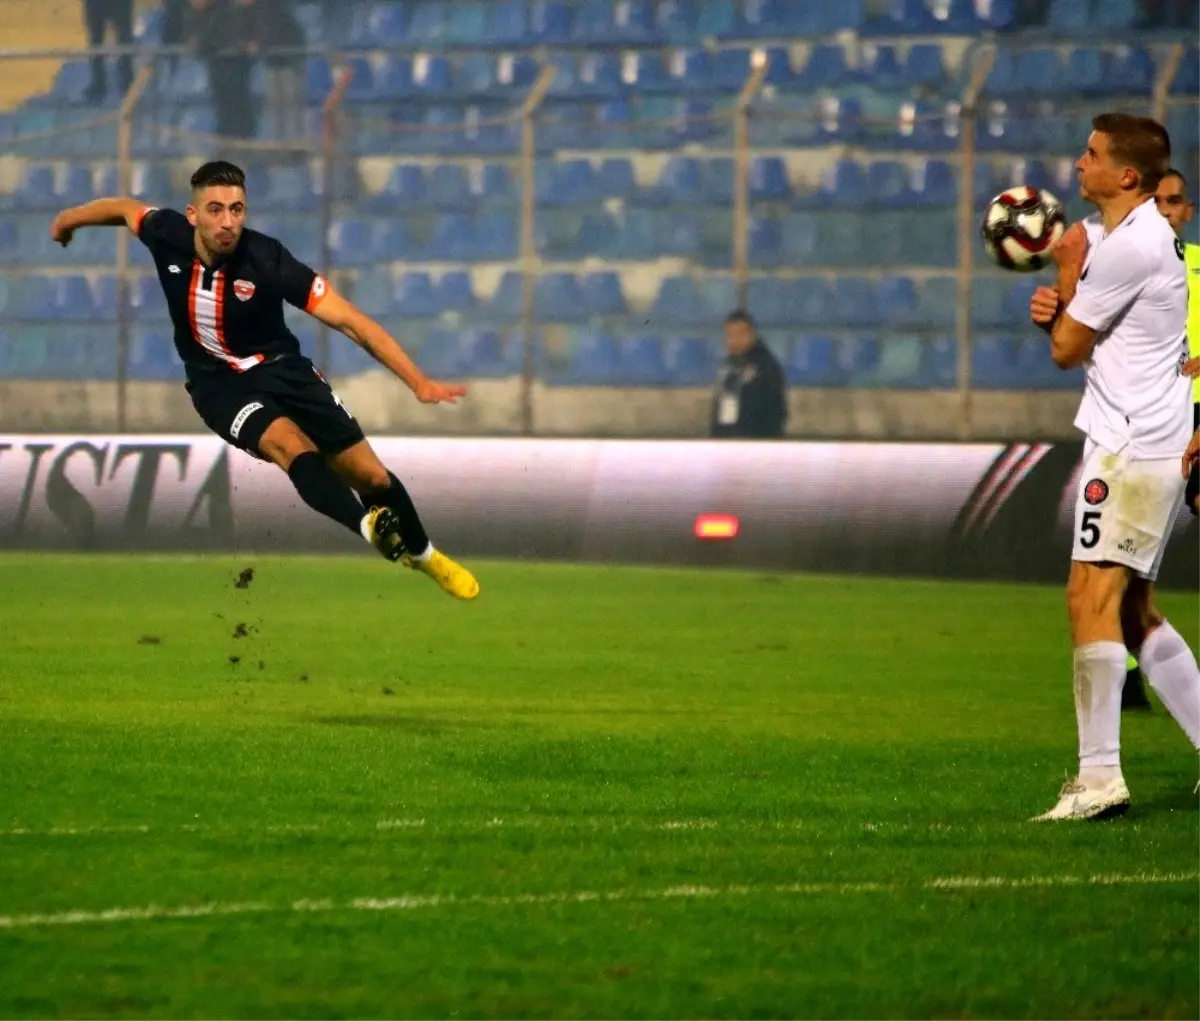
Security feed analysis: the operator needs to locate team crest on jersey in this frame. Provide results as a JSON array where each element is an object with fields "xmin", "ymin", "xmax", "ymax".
[
  {"xmin": 1083, "ymin": 478, "xmax": 1109, "ymax": 505},
  {"xmin": 233, "ymin": 279, "xmax": 256, "ymax": 302}
]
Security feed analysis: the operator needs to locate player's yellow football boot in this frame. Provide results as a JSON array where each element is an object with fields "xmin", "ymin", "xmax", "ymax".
[
  {"xmin": 363, "ymin": 506, "xmax": 406, "ymax": 562},
  {"xmin": 406, "ymin": 549, "xmax": 480, "ymax": 600}
]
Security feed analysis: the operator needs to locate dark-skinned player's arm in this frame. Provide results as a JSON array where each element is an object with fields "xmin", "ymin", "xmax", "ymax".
[
  {"xmin": 307, "ymin": 284, "xmax": 467, "ymax": 406},
  {"xmin": 50, "ymin": 198, "xmax": 151, "ymax": 246}
]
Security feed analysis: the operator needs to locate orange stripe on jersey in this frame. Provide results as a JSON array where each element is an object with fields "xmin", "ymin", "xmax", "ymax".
[
  {"xmin": 187, "ymin": 261, "xmax": 201, "ymax": 344},
  {"xmin": 133, "ymin": 206, "xmax": 155, "ymax": 236},
  {"xmin": 305, "ymin": 274, "xmax": 329, "ymax": 314}
]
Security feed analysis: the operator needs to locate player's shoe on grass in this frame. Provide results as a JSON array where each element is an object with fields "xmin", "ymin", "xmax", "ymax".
[
  {"xmin": 405, "ymin": 549, "xmax": 480, "ymax": 600},
  {"xmin": 1031, "ymin": 773, "xmax": 1130, "ymax": 822},
  {"xmin": 362, "ymin": 506, "xmax": 407, "ymax": 562},
  {"xmin": 1121, "ymin": 667, "xmax": 1153, "ymax": 711}
]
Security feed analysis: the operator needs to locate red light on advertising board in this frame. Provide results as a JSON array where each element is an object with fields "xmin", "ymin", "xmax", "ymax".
[{"xmin": 694, "ymin": 514, "xmax": 739, "ymax": 540}]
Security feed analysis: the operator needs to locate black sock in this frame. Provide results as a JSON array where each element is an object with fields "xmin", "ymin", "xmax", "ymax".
[
  {"xmin": 287, "ymin": 452, "xmax": 367, "ymax": 536},
  {"xmin": 359, "ymin": 471, "xmax": 431, "ymax": 555}
]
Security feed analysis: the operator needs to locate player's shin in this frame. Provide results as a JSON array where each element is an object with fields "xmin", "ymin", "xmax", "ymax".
[
  {"xmin": 358, "ymin": 471, "xmax": 432, "ymax": 561},
  {"xmin": 287, "ymin": 452, "xmax": 370, "ymax": 537},
  {"xmin": 1074, "ymin": 641, "xmax": 1128, "ymax": 782},
  {"xmin": 1138, "ymin": 621, "xmax": 1200, "ymax": 750}
]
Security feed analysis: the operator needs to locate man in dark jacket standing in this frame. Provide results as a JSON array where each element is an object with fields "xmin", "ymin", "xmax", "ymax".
[{"xmin": 709, "ymin": 310, "xmax": 788, "ymax": 439}]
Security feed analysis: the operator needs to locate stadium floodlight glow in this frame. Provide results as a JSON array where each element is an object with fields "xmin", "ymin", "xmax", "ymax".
[{"xmin": 694, "ymin": 514, "xmax": 740, "ymax": 540}]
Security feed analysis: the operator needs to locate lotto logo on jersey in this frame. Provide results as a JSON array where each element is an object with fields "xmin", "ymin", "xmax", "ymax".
[
  {"xmin": 1083, "ymin": 478, "xmax": 1109, "ymax": 505},
  {"xmin": 233, "ymin": 279, "xmax": 256, "ymax": 302}
]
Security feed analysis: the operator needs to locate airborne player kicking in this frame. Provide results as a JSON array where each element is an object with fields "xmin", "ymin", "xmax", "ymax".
[{"xmin": 50, "ymin": 160, "xmax": 479, "ymax": 600}]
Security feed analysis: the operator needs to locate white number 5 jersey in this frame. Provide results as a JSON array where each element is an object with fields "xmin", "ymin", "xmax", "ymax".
[{"xmin": 1067, "ymin": 198, "xmax": 1191, "ymax": 459}]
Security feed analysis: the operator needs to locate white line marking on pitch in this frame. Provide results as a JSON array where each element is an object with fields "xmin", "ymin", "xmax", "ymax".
[{"xmin": 0, "ymin": 872, "xmax": 1194, "ymax": 931}]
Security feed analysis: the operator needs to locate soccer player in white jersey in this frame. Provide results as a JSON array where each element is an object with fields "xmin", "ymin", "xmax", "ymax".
[{"xmin": 1027, "ymin": 112, "xmax": 1200, "ymax": 821}]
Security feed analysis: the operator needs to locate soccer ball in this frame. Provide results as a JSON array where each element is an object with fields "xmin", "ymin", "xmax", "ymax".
[{"xmin": 981, "ymin": 186, "xmax": 1066, "ymax": 272}]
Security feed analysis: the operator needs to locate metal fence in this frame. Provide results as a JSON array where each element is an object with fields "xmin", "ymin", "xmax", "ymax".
[{"xmin": 0, "ymin": 38, "xmax": 1196, "ymax": 438}]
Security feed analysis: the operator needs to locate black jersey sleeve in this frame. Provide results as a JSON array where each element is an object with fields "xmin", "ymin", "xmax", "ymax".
[
  {"xmin": 134, "ymin": 206, "xmax": 193, "ymax": 253},
  {"xmin": 275, "ymin": 242, "xmax": 328, "ymax": 313}
]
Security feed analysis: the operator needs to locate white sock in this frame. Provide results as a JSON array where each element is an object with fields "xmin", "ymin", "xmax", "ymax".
[
  {"xmin": 1074, "ymin": 641, "xmax": 1127, "ymax": 775},
  {"xmin": 1140, "ymin": 621, "xmax": 1200, "ymax": 751},
  {"xmin": 411, "ymin": 543, "xmax": 434, "ymax": 563},
  {"xmin": 358, "ymin": 513, "xmax": 373, "ymax": 543}
]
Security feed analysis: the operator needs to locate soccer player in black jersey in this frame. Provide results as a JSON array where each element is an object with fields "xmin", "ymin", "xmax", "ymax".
[{"xmin": 50, "ymin": 160, "xmax": 479, "ymax": 600}]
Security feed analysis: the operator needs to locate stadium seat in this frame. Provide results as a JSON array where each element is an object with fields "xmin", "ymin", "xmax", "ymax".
[
  {"xmin": 971, "ymin": 277, "xmax": 1008, "ymax": 328},
  {"xmin": 394, "ymin": 272, "xmax": 440, "ymax": 318},
  {"xmin": 535, "ymin": 272, "xmax": 587, "ymax": 322},
  {"xmin": 833, "ymin": 278, "xmax": 881, "ymax": 328},
  {"xmin": 972, "ymin": 333, "xmax": 1020, "ymax": 389},
  {"xmin": 748, "ymin": 217, "xmax": 783, "ymax": 268},
  {"xmin": 352, "ymin": 2, "xmax": 407, "ymax": 45},
  {"xmin": 1047, "ymin": 0, "xmax": 1090, "ymax": 32},
  {"xmin": 436, "ymin": 271, "xmax": 477, "ymax": 315},
  {"xmin": 647, "ymin": 156, "xmax": 703, "ymax": 205},
  {"xmin": 596, "ymin": 158, "xmax": 636, "ymax": 199},
  {"xmin": 868, "ymin": 161, "xmax": 914, "ymax": 207},
  {"xmin": 529, "ymin": 1, "xmax": 572, "ymax": 43},
  {"xmin": 364, "ymin": 164, "xmax": 425, "ymax": 212},
  {"xmin": 456, "ymin": 53, "xmax": 497, "ymax": 95},
  {"xmin": 1063, "ymin": 48, "xmax": 1106, "ymax": 95},
  {"xmin": 903, "ymin": 44, "xmax": 947, "ymax": 89},
  {"xmin": 557, "ymin": 330, "xmax": 620, "ymax": 384},
  {"xmin": 620, "ymin": 336, "xmax": 668, "ymax": 385},
  {"xmin": 749, "ymin": 157, "xmax": 790, "ymax": 201},
  {"xmin": 16, "ymin": 164, "xmax": 57, "ymax": 207},
  {"xmin": 874, "ymin": 336, "xmax": 925, "ymax": 388},
  {"xmin": 916, "ymin": 277, "xmax": 957, "ymax": 329},
  {"xmin": 662, "ymin": 336, "xmax": 716, "ymax": 386},
  {"xmin": 876, "ymin": 276, "xmax": 920, "ymax": 326},
  {"xmin": 473, "ymin": 213, "xmax": 518, "ymax": 260},
  {"xmin": 695, "ymin": 0, "xmax": 735, "ymax": 36},
  {"xmin": 328, "ymin": 218, "xmax": 378, "ymax": 266},
  {"xmin": 786, "ymin": 334, "xmax": 840, "ymax": 387},
  {"xmin": 861, "ymin": 45, "xmax": 904, "ymax": 89},
  {"xmin": 835, "ymin": 335, "xmax": 880, "ymax": 385},
  {"xmin": 428, "ymin": 165, "xmax": 470, "ymax": 209},
  {"xmin": 1108, "ymin": 47, "xmax": 1154, "ymax": 96},
  {"xmin": 412, "ymin": 54, "xmax": 452, "ymax": 95},
  {"xmin": 651, "ymin": 276, "xmax": 708, "ymax": 328},
  {"xmin": 485, "ymin": 0, "xmax": 529, "ymax": 45},
  {"xmin": 779, "ymin": 213, "xmax": 819, "ymax": 266},
  {"xmin": 128, "ymin": 327, "xmax": 182, "ymax": 381},
  {"xmin": 581, "ymin": 272, "xmax": 627, "ymax": 316},
  {"xmin": 1171, "ymin": 47, "xmax": 1199, "ymax": 95}
]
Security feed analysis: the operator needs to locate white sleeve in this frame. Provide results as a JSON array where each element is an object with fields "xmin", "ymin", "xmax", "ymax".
[{"xmin": 1066, "ymin": 238, "xmax": 1149, "ymax": 333}]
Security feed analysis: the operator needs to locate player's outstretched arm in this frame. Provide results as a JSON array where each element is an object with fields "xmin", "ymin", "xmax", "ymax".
[
  {"xmin": 309, "ymin": 287, "xmax": 467, "ymax": 405},
  {"xmin": 50, "ymin": 198, "xmax": 149, "ymax": 247}
]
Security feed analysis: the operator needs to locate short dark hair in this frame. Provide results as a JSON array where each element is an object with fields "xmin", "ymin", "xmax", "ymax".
[
  {"xmin": 1163, "ymin": 166, "xmax": 1188, "ymax": 190},
  {"xmin": 1091, "ymin": 112, "xmax": 1171, "ymax": 193},
  {"xmin": 725, "ymin": 309, "xmax": 757, "ymax": 330},
  {"xmin": 190, "ymin": 160, "xmax": 246, "ymax": 193}
]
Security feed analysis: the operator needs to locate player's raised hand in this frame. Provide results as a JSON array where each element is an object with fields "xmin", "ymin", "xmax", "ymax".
[
  {"xmin": 49, "ymin": 213, "xmax": 74, "ymax": 248},
  {"xmin": 414, "ymin": 378, "xmax": 467, "ymax": 405},
  {"xmin": 1051, "ymin": 222, "xmax": 1088, "ymax": 273},
  {"xmin": 1030, "ymin": 285, "xmax": 1059, "ymax": 331}
]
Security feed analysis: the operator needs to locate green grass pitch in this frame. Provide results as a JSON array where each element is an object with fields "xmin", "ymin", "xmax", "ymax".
[{"xmin": 0, "ymin": 552, "xmax": 1196, "ymax": 1019}]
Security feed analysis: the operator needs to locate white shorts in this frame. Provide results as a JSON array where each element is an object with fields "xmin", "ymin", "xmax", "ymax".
[{"xmin": 1071, "ymin": 440, "xmax": 1187, "ymax": 582}]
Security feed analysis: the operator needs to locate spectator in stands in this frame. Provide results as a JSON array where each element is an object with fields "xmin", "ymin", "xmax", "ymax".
[
  {"xmin": 709, "ymin": 310, "xmax": 788, "ymax": 440},
  {"xmin": 82, "ymin": 0, "xmax": 134, "ymax": 105},
  {"xmin": 187, "ymin": 0, "xmax": 258, "ymax": 141}
]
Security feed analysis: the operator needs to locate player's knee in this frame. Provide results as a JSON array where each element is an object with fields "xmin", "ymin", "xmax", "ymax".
[
  {"xmin": 257, "ymin": 418, "xmax": 318, "ymax": 469},
  {"xmin": 1066, "ymin": 565, "xmax": 1125, "ymax": 630},
  {"xmin": 358, "ymin": 465, "xmax": 392, "ymax": 492}
]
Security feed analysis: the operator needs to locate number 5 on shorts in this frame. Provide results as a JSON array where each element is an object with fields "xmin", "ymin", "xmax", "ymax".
[{"xmin": 1079, "ymin": 510, "xmax": 1101, "ymax": 549}]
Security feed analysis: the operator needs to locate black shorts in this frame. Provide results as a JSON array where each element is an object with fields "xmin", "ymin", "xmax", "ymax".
[{"xmin": 185, "ymin": 355, "xmax": 365, "ymax": 459}]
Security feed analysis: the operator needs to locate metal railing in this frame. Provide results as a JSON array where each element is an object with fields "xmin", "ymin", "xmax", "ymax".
[{"xmin": 0, "ymin": 39, "xmax": 1196, "ymax": 438}]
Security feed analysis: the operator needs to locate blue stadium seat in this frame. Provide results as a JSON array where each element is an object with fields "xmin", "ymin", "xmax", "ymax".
[
  {"xmin": 353, "ymin": 2, "xmax": 407, "ymax": 45},
  {"xmin": 353, "ymin": 268, "xmax": 394, "ymax": 318},
  {"xmin": 1002, "ymin": 279, "xmax": 1041, "ymax": 323},
  {"xmin": 450, "ymin": 1, "xmax": 488, "ymax": 42},
  {"xmin": 564, "ymin": 53, "xmax": 622, "ymax": 97},
  {"xmin": 129, "ymin": 275, "xmax": 167, "ymax": 319},
  {"xmin": 537, "ymin": 160, "xmax": 598, "ymax": 206},
  {"xmin": 61, "ymin": 165, "xmax": 94, "ymax": 206},
  {"xmin": 262, "ymin": 166, "xmax": 312, "ymax": 210},
  {"xmin": 376, "ymin": 56, "xmax": 413, "ymax": 99},
  {"xmin": 877, "ymin": 276, "xmax": 920, "ymax": 326},
  {"xmin": 417, "ymin": 328, "xmax": 466, "ymax": 378},
  {"xmin": 16, "ymin": 164, "xmax": 57, "ymax": 207},
  {"xmin": 596, "ymin": 158, "xmax": 635, "ymax": 199},
  {"xmin": 971, "ymin": 277, "xmax": 1008, "ymax": 328},
  {"xmin": 535, "ymin": 272, "xmax": 587, "ymax": 321},
  {"xmin": 817, "ymin": 159, "xmax": 868, "ymax": 207},
  {"xmin": 529, "ymin": 1, "xmax": 572, "ymax": 43},
  {"xmin": 556, "ymin": 330, "xmax": 620, "ymax": 384},
  {"xmin": 328, "ymin": 331, "xmax": 378, "ymax": 377},
  {"xmin": 1171, "ymin": 47, "xmax": 1199, "ymax": 95},
  {"xmin": 612, "ymin": 0, "xmax": 655, "ymax": 41},
  {"xmin": 972, "ymin": 334, "xmax": 1020, "ymax": 389},
  {"xmin": 868, "ymin": 161, "xmax": 914, "ymax": 207},
  {"xmin": 664, "ymin": 48, "xmax": 710, "ymax": 92},
  {"xmin": 749, "ymin": 157, "xmax": 789, "ymax": 201},
  {"xmin": 329, "ymin": 218, "xmax": 378, "ymax": 267},
  {"xmin": 915, "ymin": 277, "xmax": 956, "ymax": 329},
  {"xmin": 1015, "ymin": 49, "xmax": 1063, "ymax": 95},
  {"xmin": 1014, "ymin": 335, "xmax": 1072, "ymax": 389},
  {"xmin": 364, "ymin": 164, "xmax": 425, "ymax": 212},
  {"xmin": 1064, "ymin": 48, "xmax": 1106, "ymax": 95},
  {"xmin": 647, "ymin": 156, "xmax": 703, "ymax": 204},
  {"xmin": 128, "ymin": 327, "xmax": 181, "ymax": 381},
  {"xmin": 820, "ymin": 0, "xmax": 863, "ymax": 31},
  {"xmin": 835, "ymin": 335, "xmax": 880, "ymax": 385},
  {"xmin": 428, "ymin": 165, "xmax": 470, "ymax": 208},
  {"xmin": 748, "ymin": 217, "xmax": 783, "ymax": 268},
  {"xmin": 1109, "ymin": 47, "xmax": 1154, "ymax": 96},
  {"xmin": 815, "ymin": 213, "xmax": 867, "ymax": 266},
  {"xmin": 1094, "ymin": 0, "xmax": 1135, "ymax": 29},
  {"xmin": 833, "ymin": 278, "xmax": 880, "ymax": 327},
  {"xmin": 874, "ymin": 336, "xmax": 925, "ymax": 388},
  {"xmin": 456, "ymin": 53, "xmax": 496, "ymax": 95},
  {"xmin": 428, "ymin": 214, "xmax": 472, "ymax": 261},
  {"xmin": 903, "ymin": 44, "xmax": 947, "ymax": 88},
  {"xmin": 787, "ymin": 334, "xmax": 840, "ymax": 386},
  {"xmin": 435, "ymin": 271, "xmax": 477, "ymax": 315},
  {"xmin": 861, "ymin": 45, "xmax": 903, "ymax": 89},
  {"xmin": 794, "ymin": 44, "xmax": 849, "ymax": 89},
  {"xmin": 485, "ymin": 0, "xmax": 529, "ymax": 45},
  {"xmin": 651, "ymin": 276, "xmax": 708, "ymax": 328},
  {"xmin": 780, "ymin": 213, "xmax": 819, "ymax": 266},
  {"xmin": 473, "ymin": 213, "xmax": 518, "ymax": 260},
  {"xmin": 581, "ymin": 272, "xmax": 627, "ymax": 316},
  {"xmin": 623, "ymin": 50, "xmax": 671, "ymax": 93},
  {"xmin": 745, "ymin": 278, "xmax": 794, "ymax": 328},
  {"xmin": 412, "ymin": 54, "xmax": 452, "ymax": 95},
  {"xmin": 407, "ymin": 1, "xmax": 451, "ymax": 43},
  {"xmin": 620, "ymin": 335, "xmax": 668, "ymax": 385},
  {"xmin": 663, "ymin": 336, "xmax": 716, "ymax": 385},
  {"xmin": 476, "ymin": 162, "xmax": 514, "ymax": 203},
  {"xmin": 733, "ymin": 0, "xmax": 791, "ymax": 37},
  {"xmin": 375, "ymin": 219, "xmax": 409, "ymax": 261},
  {"xmin": 394, "ymin": 272, "xmax": 440, "ymax": 318},
  {"xmin": 1047, "ymin": 0, "xmax": 1090, "ymax": 32},
  {"xmin": 701, "ymin": 159, "xmax": 734, "ymax": 204},
  {"xmin": 694, "ymin": 0, "xmax": 735, "ymax": 36},
  {"xmin": 923, "ymin": 336, "xmax": 958, "ymax": 389},
  {"xmin": 463, "ymin": 328, "xmax": 519, "ymax": 377},
  {"xmin": 495, "ymin": 53, "xmax": 539, "ymax": 91}
]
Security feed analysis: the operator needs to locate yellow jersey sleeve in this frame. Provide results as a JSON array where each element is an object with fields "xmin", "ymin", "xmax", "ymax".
[{"xmin": 1188, "ymin": 243, "xmax": 1200, "ymax": 402}]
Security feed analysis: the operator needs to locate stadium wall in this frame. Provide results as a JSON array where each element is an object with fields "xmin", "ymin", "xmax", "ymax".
[
  {"xmin": 0, "ymin": 379, "xmax": 1084, "ymax": 440},
  {"xmin": 2, "ymin": 433, "xmax": 1196, "ymax": 591}
]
